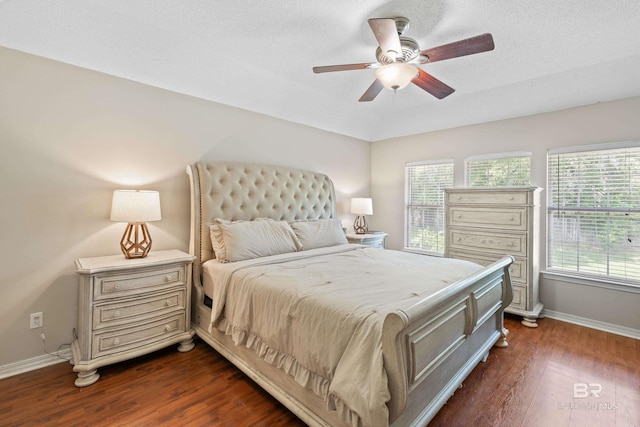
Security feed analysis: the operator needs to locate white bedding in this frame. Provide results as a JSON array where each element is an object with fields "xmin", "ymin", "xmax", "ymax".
[{"xmin": 202, "ymin": 245, "xmax": 483, "ymax": 427}]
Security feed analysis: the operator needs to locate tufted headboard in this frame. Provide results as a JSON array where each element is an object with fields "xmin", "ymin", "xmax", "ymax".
[{"xmin": 186, "ymin": 162, "xmax": 337, "ymax": 286}]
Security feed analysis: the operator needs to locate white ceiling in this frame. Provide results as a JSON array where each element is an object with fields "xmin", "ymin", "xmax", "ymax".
[{"xmin": 1, "ymin": 0, "xmax": 640, "ymax": 142}]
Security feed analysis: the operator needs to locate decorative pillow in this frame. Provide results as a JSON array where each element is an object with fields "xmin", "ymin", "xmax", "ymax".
[
  {"xmin": 289, "ymin": 218, "xmax": 348, "ymax": 250},
  {"xmin": 209, "ymin": 218, "xmax": 302, "ymax": 262}
]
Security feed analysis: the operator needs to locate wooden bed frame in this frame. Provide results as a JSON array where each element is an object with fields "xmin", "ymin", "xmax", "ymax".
[{"xmin": 186, "ymin": 161, "xmax": 513, "ymax": 427}]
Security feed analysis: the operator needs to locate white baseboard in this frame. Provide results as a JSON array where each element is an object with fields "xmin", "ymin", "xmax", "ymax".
[
  {"xmin": 541, "ymin": 309, "xmax": 640, "ymax": 340},
  {"xmin": 0, "ymin": 348, "xmax": 73, "ymax": 380}
]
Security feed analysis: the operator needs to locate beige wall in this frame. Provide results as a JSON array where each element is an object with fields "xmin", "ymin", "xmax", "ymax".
[
  {"xmin": 0, "ymin": 47, "xmax": 371, "ymax": 366},
  {"xmin": 2, "ymin": 43, "xmax": 637, "ymax": 369},
  {"xmin": 371, "ymin": 97, "xmax": 640, "ymax": 331}
]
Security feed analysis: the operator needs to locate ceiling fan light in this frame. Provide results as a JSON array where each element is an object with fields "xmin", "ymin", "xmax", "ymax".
[{"xmin": 375, "ymin": 63, "xmax": 418, "ymax": 91}]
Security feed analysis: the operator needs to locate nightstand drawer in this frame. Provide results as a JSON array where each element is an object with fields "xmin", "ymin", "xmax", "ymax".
[
  {"xmin": 448, "ymin": 229, "xmax": 527, "ymax": 257},
  {"xmin": 91, "ymin": 313, "xmax": 185, "ymax": 358},
  {"xmin": 447, "ymin": 250, "xmax": 528, "ymax": 284},
  {"xmin": 94, "ymin": 265, "xmax": 185, "ymax": 300},
  {"xmin": 446, "ymin": 190, "xmax": 530, "ymax": 206},
  {"xmin": 93, "ymin": 289, "xmax": 186, "ymax": 330},
  {"xmin": 448, "ymin": 206, "xmax": 528, "ymax": 231},
  {"xmin": 346, "ymin": 233, "xmax": 387, "ymax": 249}
]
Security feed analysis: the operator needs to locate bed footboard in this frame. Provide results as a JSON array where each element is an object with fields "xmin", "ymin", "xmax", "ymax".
[{"xmin": 382, "ymin": 256, "xmax": 513, "ymax": 426}]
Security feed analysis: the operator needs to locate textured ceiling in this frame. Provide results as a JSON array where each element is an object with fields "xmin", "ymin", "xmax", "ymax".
[{"xmin": 1, "ymin": 0, "xmax": 640, "ymax": 141}]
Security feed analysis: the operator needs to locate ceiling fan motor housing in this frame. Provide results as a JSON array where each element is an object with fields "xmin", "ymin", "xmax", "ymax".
[{"xmin": 376, "ymin": 36, "xmax": 420, "ymax": 64}]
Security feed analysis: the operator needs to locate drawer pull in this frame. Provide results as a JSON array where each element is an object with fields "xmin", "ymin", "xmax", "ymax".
[
  {"xmin": 456, "ymin": 214, "xmax": 462, "ymax": 219},
  {"xmin": 165, "ymin": 275, "xmax": 173, "ymax": 282},
  {"xmin": 509, "ymin": 217, "xmax": 515, "ymax": 221},
  {"xmin": 164, "ymin": 325, "xmax": 171, "ymax": 332},
  {"xmin": 509, "ymin": 243, "xmax": 515, "ymax": 247},
  {"xmin": 114, "ymin": 310, "xmax": 121, "ymax": 318},
  {"xmin": 114, "ymin": 284, "xmax": 120, "ymax": 290},
  {"xmin": 165, "ymin": 300, "xmax": 172, "ymax": 307},
  {"xmin": 113, "ymin": 338, "xmax": 120, "ymax": 345}
]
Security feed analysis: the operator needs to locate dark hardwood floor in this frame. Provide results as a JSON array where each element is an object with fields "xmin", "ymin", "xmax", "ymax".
[{"xmin": 1, "ymin": 315, "xmax": 638, "ymax": 426}]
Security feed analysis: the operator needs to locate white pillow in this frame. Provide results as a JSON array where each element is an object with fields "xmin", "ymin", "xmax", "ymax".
[
  {"xmin": 289, "ymin": 218, "xmax": 348, "ymax": 250},
  {"xmin": 209, "ymin": 218, "xmax": 302, "ymax": 262}
]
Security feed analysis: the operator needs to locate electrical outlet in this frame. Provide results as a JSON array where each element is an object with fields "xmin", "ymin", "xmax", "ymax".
[{"xmin": 30, "ymin": 312, "xmax": 43, "ymax": 329}]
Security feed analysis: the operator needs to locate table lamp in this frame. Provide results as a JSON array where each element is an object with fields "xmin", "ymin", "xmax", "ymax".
[
  {"xmin": 110, "ymin": 190, "xmax": 161, "ymax": 258},
  {"xmin": 350, "ymin": 197, "xmax": 373, "ymax": 234}
]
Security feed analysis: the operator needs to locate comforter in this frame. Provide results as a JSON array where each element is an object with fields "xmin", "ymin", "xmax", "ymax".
[{"xmin": 202, "ymin": 245, "xmax": 482, "ymax": 427}]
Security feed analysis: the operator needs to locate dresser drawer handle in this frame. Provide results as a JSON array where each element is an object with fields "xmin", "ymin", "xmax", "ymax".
[
  {"xmin": 164, "ymin": 325, "xmax": 171, "ymax": 332},
  {"xmin": 508, "ymin": 242, "xmax": 515, "ymax": 247},
  {"xmin": 114, "ymin": 310, "xmax": 121, "ymax": 318},
  {"xmin": 456, "ymin": 214, "xmax": 462, "ymax": 219},
  {"xmin": 509, "ymin": 217, "xmax": 515, "ymax": 221},
  {"xmin": 113, "ymin": 338, "xmax": 120, "ymax": 345},
  {"xmin": 165, "ymin": 300, "xmax": 172, "ymax": 307},
  {"xmin": 114, "ymin": 284, "xmax": 120, "ymax": 290},
  {"xmin": 165, "ymin": 275, "xmax": 173, "ymax": 282}
]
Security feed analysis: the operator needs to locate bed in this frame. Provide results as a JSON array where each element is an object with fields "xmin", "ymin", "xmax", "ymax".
[{"xmin": 186, "ymin": 161, "xmax": 513, "ymax": 427}]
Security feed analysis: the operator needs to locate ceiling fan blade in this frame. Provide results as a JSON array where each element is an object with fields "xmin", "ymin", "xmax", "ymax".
[
  {"xmin": 368, "ymin": 18, "xmax": 402, "ymax": 60},
  {"xmin": 420, "ymin": 33, "xmax": 495, "ymax": 63},
  {"xmin": 313, "ymin": 63, "xmax": 375, "ymax": 73},
  {"xmin": 358, "ymin": 79, "xmax": 384, "ymax": 102},
  {"xmin": 412, "ymin": 69, "xmax": 455, "ymax": 99}
]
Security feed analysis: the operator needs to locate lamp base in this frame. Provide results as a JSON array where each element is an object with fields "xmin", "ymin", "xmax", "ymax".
[
  {"xmin": 353, "ymin": 215, "xmax": 368, "ymax": 235},
  {"xmin": 120, "ymin": 222, "xmax": 152, "ymax": 259}
]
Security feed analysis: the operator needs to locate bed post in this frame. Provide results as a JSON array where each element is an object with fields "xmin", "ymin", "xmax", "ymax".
[
  {"xmin": 494, "ymin": 259, "xmax": 514, "ymax": 348},
  {"xmin": 186, "ymin": 164, "xmax": 205, "ymax": 325}
]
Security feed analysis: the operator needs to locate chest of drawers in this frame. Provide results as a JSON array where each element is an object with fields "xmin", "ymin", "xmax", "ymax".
[
  {"xmin": 444, "ymin": 187, "xmax": 543, "ymax": 327},
  {"xmin": 71, "ymin": 250, "xmax": 196, "ymax": 386}
]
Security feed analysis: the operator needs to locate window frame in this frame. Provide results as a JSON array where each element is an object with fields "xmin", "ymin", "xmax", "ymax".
[
  {"xmin": 546, "ymin": 141, "xmax": 640, "ymax": 287},
  {"xmin": 404, "ymin": 159, "xmax": 454, "ymax": 256}
]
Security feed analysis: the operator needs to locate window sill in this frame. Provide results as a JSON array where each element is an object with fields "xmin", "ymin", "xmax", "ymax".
[{"xmin": 541, "ymin": 270, "xmax": 640, "ymax": 295}]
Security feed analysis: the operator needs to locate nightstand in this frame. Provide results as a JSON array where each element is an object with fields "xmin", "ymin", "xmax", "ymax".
[
  {"xmin": 71, "ymin": 249, "xmax": 196, "ymax": 387},
  {"xmin": 346, "ymin": 232, "xmax": 388, "ymax": 249}
]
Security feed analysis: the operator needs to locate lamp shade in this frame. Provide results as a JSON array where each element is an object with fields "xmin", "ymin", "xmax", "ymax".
[
  {"xmin": 375, "ymin": 63, "xmax": 419, "ymax": 91},
  {"xmin": 110, "ymin": 190, "xmax": 161, "ymax": 223},
  {"xmin": 350, "ymin": 198, "xmax": 373, "ymax": 215}
]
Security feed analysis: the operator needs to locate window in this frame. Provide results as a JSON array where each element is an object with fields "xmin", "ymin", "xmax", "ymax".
[
  {"xmin": 465, "ymin": 152, "xmax": 531, "ymax": 187},
  {"xmin": 405, "ymin": 160, "xmax": 454, "ymax": 255},
  {"xmin": 547, "ymin": 142, "xmax": 640, "ymax": 283}
]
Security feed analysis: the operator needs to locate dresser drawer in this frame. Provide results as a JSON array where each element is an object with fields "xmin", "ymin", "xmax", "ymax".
[
  {"xmin": 94, "ymin": 265, "xmax": 185, "ymax": 300},
  {"xmin": 510, "ymin": 284, "xmax": 527, "ymax": 310},
  {"xmin": 447, "ymin": 250, "xmax": 528, "ymax": 284},
  {"xmin": 448, "ymin": 206, "xmax": 528, "ymax": 231},
  {"xmin": 93, "ymin": 289, "xmax": 186, "ymax": 330},
  {"xmin": 446, "ymin": 190, "xmax": 530, "ymax": 206},
  {"xmin": 91, "ymin": 313, "xmax": 185, "ymax": 358},
  {"xmin": 448, "ymin": 229, "xmax": 527, "ymax": 257}
]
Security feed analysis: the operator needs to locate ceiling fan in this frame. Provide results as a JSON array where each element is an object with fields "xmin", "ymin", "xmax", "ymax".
[{"xmin": 312, "ymin": 17, "xmax": 494, "ymax": 102}]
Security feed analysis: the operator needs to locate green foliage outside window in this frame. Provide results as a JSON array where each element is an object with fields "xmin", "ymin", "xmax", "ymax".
[
  {"xmin": 405, "ymin": 162, "xmax": 453, "ymax": 254},
  {"xmin": 548, "ymin": 146, "xmax": 640, "ymax": 281}
]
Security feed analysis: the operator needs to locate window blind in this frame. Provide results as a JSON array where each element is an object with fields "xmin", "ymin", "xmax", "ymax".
[
  {"xmin": 547, "ymin": 144, "xmax": 640, "ymax": 282},
  {"xmin": 405, "ymin": 161, "xmax": 454, "ymax": 254},
  {"xmin": 465, "ymin": 153, "xmax": 531, "ymax": 187}
]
